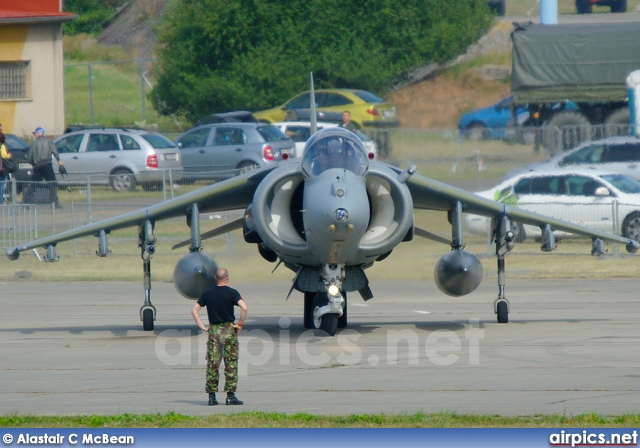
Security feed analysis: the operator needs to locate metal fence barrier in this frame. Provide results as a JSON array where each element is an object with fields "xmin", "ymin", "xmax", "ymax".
[{"xmin": 2, "ymin": 125, "xmax": 637, "ymax": 252}]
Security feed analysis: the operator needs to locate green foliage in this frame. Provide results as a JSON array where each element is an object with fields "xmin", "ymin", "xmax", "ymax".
[
  {"xmin": 62, "ymin": 0, "xmax": 125, "ymax": 35},
  {"xmin": 1, "ymin": 412, "xmax": 640, "ymax": 428},
  {"xmin": 150, "ymin": 0, "xmax": 494, "ymax": 123}
]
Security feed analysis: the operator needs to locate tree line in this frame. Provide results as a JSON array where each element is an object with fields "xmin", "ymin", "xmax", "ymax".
[{"xmin": 64, "ymin": 0, "xmax": 496, "ymax": 124}]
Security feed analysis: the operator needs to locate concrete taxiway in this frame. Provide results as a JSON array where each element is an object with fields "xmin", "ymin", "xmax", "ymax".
[{"xmin": 1, "ymin": 279, "xmax": 639, "ymax": 416}]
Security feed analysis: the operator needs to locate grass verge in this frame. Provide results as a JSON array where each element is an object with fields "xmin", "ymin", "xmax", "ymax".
[{"xmin": 2, "ymin": 412, "xmax": 640, "ymax": 428}]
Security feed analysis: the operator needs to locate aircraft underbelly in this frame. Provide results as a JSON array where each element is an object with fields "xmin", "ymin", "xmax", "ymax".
[{"xmin": 302, "ymin": 171, "xmax": 370, "ymax": 265}]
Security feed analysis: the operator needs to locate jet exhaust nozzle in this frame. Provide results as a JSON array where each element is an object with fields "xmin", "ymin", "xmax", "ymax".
[{"xmin": 434, "ymin": 249, "xmax": 483, "ymax": 297}]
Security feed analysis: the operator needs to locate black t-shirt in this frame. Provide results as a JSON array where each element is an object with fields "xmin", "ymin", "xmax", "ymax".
[{"xmin": 197, "ymin": 285, "xmax": 242, "ymax": 325}]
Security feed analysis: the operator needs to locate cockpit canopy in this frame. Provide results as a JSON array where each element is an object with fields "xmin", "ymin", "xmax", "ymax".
[{"xmin": 301, "ymin": 127, "xmax": 369, "ymax": 177}]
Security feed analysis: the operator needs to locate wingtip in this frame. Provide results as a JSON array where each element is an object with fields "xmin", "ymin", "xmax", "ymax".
[
  {"xmin": 625, "ymin": 241, "xmax": 640, "ymax": 254},
  {"xmin": 6, "ymin": 247, "xmax": 20, "ymax": 261}
]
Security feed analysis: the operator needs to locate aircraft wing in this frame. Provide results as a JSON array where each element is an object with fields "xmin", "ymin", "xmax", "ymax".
[
  {"xmin": 6, "ymin": 167, "xmax": 276, "ymax": 256},
  {"xmin": 405, "ymin": 171, "xmax": 640, "ymax": 249}
]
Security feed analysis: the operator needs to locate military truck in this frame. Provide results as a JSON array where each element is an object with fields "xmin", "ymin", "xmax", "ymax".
[
  {"xmin": 576, "ymin": 0, "xmax": 627, "ymax": 13},
  {"xmin": 511, "ymin": 22, "xmax": 640, "ymax": 154}
]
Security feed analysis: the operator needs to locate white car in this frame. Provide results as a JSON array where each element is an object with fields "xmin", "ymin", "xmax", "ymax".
[
  {"xmin": 465, "ymin": 169, "xmax": 640, "ymax": 242},
  {"xmin": 507, "ymin": 136, "xmax": 640, "ymax": 180},
  {"xmin": 274, "ymin": 122, "xmax": 378, "ymax": 158}
]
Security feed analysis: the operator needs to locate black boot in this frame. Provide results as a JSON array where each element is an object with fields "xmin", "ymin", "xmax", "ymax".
[
  {"xmin": 226, "ymin": 393, "xmax": 243, "ymax": 405},
  {"xmin": 208, "ymin": 393, "xmax": 218, "ymax": 406}
]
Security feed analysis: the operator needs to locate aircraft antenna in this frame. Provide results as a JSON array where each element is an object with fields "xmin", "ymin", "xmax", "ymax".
[{"xmin": 310, "ymin": 72, "xmax": 317, "ymax": 135}]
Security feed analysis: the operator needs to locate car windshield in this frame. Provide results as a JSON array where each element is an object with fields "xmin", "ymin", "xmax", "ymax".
[
  {"xmin": 353, "ymin": 90, "xmax": 384, "ymax": 103},
  {"xmin": 302, "ymin": 128, "xmax": 368, "ymax": 177},
  {"xmin": 141, "ymin": 133, "xmax": 176, "ymax": 149},
  {"xmin": 5, "ymin": 134, "xmax": 29, "ymax": 149},
  {"xmin": 600, "ymin": 174, "xmax": 640, "ymax": 194},
  {"xmin": 257, "ymin": 125, "xmax": 290, "ymax": 142}
]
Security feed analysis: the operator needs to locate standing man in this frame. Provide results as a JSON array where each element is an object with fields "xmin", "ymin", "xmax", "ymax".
[
  {"xmin": 341, "ymin": 110, "xmax": 358, "ymax": 132},
  {"xmin": 24, "ymin": 127, "xmax": 64, "ymax": 208},
  {"xmin": 191, "ymin": 267, "xmax": 248, "ymax": 406},
  {"xmin": 0, "ymin": 129, "xmax": 12, "ymax": 204}
]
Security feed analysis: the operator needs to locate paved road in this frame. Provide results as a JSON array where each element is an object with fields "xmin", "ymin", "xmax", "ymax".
[{"xmin": 1, "ymin": 279, "xmax": 639, "ymax": 416}]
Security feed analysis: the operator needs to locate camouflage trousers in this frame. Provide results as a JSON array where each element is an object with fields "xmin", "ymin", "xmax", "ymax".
[{"xmin": 205, "ymin": 323, "xmax": 239, "ymax": 393}]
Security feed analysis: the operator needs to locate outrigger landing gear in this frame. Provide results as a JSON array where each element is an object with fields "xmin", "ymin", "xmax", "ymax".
[
  {"xmin": 494, "ymin": 256, "xmax": 509, "ymax": 324},
  {"xmin": 494, "ymin": 216, "xmax": 515, "ymax": 324},
  {"xmin": 139, "ymin": 220, "xmax": 157, "ymax": 331}
]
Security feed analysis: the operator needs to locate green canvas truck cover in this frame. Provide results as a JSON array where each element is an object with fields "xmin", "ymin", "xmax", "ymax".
[{"xmin": 511, "ymin": 22, "xmax": 640, "ymax": 104}]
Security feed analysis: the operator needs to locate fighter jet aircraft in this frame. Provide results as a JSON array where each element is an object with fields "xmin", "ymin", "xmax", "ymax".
[{"xmin": 6, "ymin": 124, "xmax": 640, "ymax": 336}]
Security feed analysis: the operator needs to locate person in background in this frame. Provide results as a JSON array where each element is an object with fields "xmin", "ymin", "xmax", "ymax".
[
  {"xmin": 24, "ymin": 127, "xmax": 64, "ymax": 208},
  {"xmin": 0, "ymin": 126, "xmax": 12, "ymax": 204},
  {"xmin": 341, "ymin": 110, "xmax": 358, "ymax": 133}
]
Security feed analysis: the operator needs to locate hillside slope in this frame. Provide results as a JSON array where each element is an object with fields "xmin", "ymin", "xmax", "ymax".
[
  {"xmin": 97, "ymin": 0, "xmax": 166, "ymax": 59},
  {"xmin": 388, "ymin": 21, "xmax": 512, "ymax": 129}
]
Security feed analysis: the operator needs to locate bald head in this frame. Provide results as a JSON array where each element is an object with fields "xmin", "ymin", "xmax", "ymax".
[{"xmin": 215, "ymin": 268, "xmax": 229, "ymax": 284}]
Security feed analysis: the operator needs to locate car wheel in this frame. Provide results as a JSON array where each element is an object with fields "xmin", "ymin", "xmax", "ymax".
[
  {"xmin": 238, "ymin": 162, "xmax": 258, "ymax": 174},
  {"xmin": 622, "ymin": 212, "xmax": 640, "ymax": 241},
  {"xmin": 110, "ymin": 169, "xmax": 136, "ymax": 192},
  {"xmin": 611, "ymin": 0, "xmax": 627, "ymax": 12},
  {"xmin": 576, "ymin": 0, "xmax": 592, "ymax": 13},
  {"xmin": 465, "ymin": 124, "xmax": 488, "ymax": 140}
]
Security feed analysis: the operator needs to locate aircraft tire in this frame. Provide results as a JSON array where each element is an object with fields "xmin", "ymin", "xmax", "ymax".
[
  {"xmin": 303, "ymin": 292, "xmax": 315, "ymax": 329},
  {"xmin": 337, "ymin": 292, "xmax": 347, "ymax": 328},
  {"xmin": 320, "ymin": 314, "xmax": 338, "ymax": 336},
  {"xmin": 496, "ymin": 300, "xmax": 508, "ymax": 324},
  {"xmin": 312, "ymin": 293, "xmax": 338, "ymax": 336},
  {"xmin": 142, "ymin": 308, "xmax": 154, "ymax": 331}
]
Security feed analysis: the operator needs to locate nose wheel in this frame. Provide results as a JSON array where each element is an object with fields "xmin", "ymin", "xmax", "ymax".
[
  {"xmin": 312, "ymin": 292, "xmax": 339, "ymax": 336},
  {"xmin": 496, "ymin": 299, "xmax": 509, "ymax": 324}
]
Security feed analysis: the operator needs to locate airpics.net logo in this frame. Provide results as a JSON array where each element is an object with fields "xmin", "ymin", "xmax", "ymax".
[
  {"xmin": 154, "ymin": 318, "xmax": 485, "ymax": 375},
  {"xmin": 549, "ymin": 430, "xmax": 638, "ymax": 447}
]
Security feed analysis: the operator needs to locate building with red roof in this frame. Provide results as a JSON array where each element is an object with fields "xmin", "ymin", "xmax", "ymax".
[{"xmin": 0, "ymin": 0, "xmax": 75, "ymax": 137}]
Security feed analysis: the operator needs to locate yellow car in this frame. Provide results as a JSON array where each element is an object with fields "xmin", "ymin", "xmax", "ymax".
[{"xmin": 254, "ymin": 89, "xmax": 400, "ymax": 129}]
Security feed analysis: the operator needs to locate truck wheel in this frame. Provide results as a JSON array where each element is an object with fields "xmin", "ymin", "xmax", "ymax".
[
  {"xmin": 465, "ymin": 123, "xmax": 488, "ymax": 141},
  {"xmin": 542, "ymin": 111, "xmax": 590, "ymax": 156},
  {"xmin": 576, "ymin": 0, "xmax": 592, "ymax": 13},
  {"xmin": 611, "ymin": 0, "xmax": 627, "ymax": 12},
  {"xmin": 604, "ymin": 108, "xmax": 630, "ymax": 137}
]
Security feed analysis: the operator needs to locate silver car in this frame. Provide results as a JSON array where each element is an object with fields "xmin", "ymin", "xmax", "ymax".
[
  {"xmin": 507, "ymin": 136, "xmax": 640, "ymax": 180},
  {"xmin": 54, "ymin": 129, "xmax": 183, "ymax": 191},
  {"xmin": 174, "ymin": 123, "xmax": 295, "ymax": 180}
]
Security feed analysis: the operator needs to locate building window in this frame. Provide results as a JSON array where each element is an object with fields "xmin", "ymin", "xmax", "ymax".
[{"xmin": 0, "ymin": 61, "xmax": 29, "ymax": 100}]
